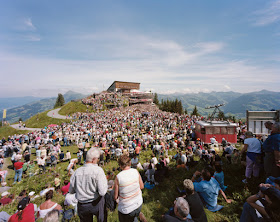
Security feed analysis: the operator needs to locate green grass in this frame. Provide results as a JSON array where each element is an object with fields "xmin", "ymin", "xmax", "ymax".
[
  {"xmin": 24, "ymin": 110, "xmax": 71, "ymax": 128},
  {"xmin": 58, "ymin": 101, "xmax": 94, "ymax": 116},
  {"xmin": 0, "ymin": 126, "xmax": 30, "ymax": 139}
]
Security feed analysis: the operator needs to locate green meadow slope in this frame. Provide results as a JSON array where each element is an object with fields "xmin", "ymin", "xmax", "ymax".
[{"xmin": 1, "ymin": 141, "xmax": 262, "ymax": 222}]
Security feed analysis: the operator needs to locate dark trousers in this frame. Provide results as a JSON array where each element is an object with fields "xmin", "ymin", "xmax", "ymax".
[
  {"xmin": 118, "ymin": 205, "xmax": 142, "ymax": 222},
  {"xmin": 78, "ymin": 196, "xmax": 106, "ymax": 222},
  {"xmin": 240, "ymin": 202, "xmax": 265, "ymax": 222}
]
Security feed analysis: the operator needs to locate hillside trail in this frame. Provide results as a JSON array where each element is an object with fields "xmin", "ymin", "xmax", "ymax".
[
  {"xmin": 47, "ymin": 108, "xmax": 73, "ymax": 120},
  {"xmin": 10, "ymin": 124, "xmax": 41, "ymax": 131}
]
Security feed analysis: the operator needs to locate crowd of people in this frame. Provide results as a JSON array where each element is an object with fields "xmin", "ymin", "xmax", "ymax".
[
  {"xmin": 0, "ymin": 102, "xmax": 279, "ymax": 222},
  {"xmin": 81, "ymin": 92, "xmax": 128, "ymax": 111}
]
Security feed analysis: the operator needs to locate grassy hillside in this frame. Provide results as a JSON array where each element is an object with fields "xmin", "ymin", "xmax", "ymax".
[
  {"xmin": 0, "ymin": 126, "xmax": 30, "ymax": 139},
  {"xmin": 59, "ymin": 101, "xmax": 94, "ymax": 115},
  {"xmin": 1, "ymin": 141, "xmax": 261, "ymax": 221},
  {"xmin": 24, "ymin": 110, "xmax": 71, "ymax": 128},
  {"xmin": 0, "ymin": 91, "xmax": 87, "ymax": 124}
]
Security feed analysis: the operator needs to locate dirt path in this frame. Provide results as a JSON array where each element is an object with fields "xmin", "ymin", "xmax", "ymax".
[
  {"xmin": 46, "ymin": 108, "xmax": 72, "ymax": 120},
  {"xmin": 10, "ymin": 124, "xmax": 41, "ymax": 131}
]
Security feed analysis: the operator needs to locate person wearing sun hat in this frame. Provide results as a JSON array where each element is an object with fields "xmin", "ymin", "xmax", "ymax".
[{"xmin": 9, "ymin": 197, "xmax": 35, "ymax": 222}]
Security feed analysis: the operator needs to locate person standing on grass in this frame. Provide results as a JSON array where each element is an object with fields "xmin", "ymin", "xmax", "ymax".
[
  {"xmin": 240, "ymin": 131, "xmax": 262, "ymax": 183},
  {"xmin": 263, "ymin": 122, "xmax": 280, "ymax": 177},
  {"xmin": 13, "ymin": 159, "xmax": 24, "ymax": 184},
  {"xmin": 114, "ymin": 155, "xmax": 147, "ymax": 222},
  {"xmin": 69, "ymin": 147, "xmax": 107, "ymax": 222},
  {"xmin": 38, "ymin": 155, "xmax": 46, "ymax": 173}
]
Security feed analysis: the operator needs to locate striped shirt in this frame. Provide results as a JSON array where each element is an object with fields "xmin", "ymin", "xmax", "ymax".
[{"xmin": 117, "ymin": 168, "xmax": 143, "ymax": 214}]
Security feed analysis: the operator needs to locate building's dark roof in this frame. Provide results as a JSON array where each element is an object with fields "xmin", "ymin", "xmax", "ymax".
[{"xmin": 107, "ymin": 81, "xmax": 140, "ymax": 90}]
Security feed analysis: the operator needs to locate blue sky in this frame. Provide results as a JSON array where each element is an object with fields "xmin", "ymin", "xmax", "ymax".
[{"xmin": 0, "ymin": 0, "xmax": 279, "ymax": 97}]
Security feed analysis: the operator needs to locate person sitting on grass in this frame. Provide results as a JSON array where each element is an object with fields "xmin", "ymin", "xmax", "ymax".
[
  {"xmin": 37, "ymin": 190, "xmax": 62, "ymax": 219},
  {"xmin": 9, "ymin": 197, "xmax": 35, "ymax": 222},
  {"xmin": 67, "ymin": 158, "xmax": 78, "ymax": 176},
  {"xmin": 182, "ymin": 179, "xmax": 208, "ymax": 222},
  {"xmin": 191, "ymin": 167, "xmax": 232, "ymax": 212},
  {"xmin": 61, "ymin": 180, "xmax": 70, "ymax": 195},
  {"xmin": 240, "ymin": 185, "xmax": 280, "ymax": 222},
  {"xmin": 222, "ymin": 143, "xmax": 234, "ymax": 163},
  {"xmin": 54, "ymin": 174, "xmax": 61, "ymax": 191},
  {"xmin": 232, "ymin": 149, "xmax": 241, "ymax": 165},
  {"xmin": 50, "ymin": 152, "xmax": 58, "ymax": 171},
  {"xmin": 163, "ymin": 197, "xmax": 193, "ymax": 222},
  {"xmin": 59, "ymin": 151, "xmax": 64, "ymax": 162},
  {"xmin": 15, "ymin": 190, "xmax": 27, "ymax": 203},
  {"xmin": 145, "ymin": 163, "xmax": 155, "ymax": 184},
  {"xmin": 40, "ymin": 184, "xmax": 55, "ymax": 197},
  {"xmin": 177, "ymin": 159, "xmax": 186, "ymax": 169},
  {"xmin": 0, "ymin": 168, "xmax": 8, "ymax": 186},
  {"xmin": 65, "ymin": 151, "xmax": 71, "ymax": 161},
  {"xmin": 131, "ymin": 154, "xmax": 139, "ymax": 169},
  {"xmin": 105, "ymin": 180, "xmax": 117, "ymax": 212},
  {"xmin": 0, "ymin": 191, "xmax": 13, "ymax": 206},
  {"xmin": 43, "ymin": 209, "xmax": 60, "ymax": 222},
  {"xmin": 214, "ymin": 164, "xmax": 227, "ymax": 191}
]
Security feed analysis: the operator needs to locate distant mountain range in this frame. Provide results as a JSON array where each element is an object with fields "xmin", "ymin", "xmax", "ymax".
[
  {"xmin": 0, "ymin": 90, "xmax": 279, "ymax": 124},
  {"xmin": 158, "ymin": 90, "xmax": 280, "ymax": 118},
  {"xmin": 0, "ymin": 91, "xmax": 87, "ymax": 123},
  {"xmin": 0, "ymin": 96, "xmax": 43, "ymax": 110}
]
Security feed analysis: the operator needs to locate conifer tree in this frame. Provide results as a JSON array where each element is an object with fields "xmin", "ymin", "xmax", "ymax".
[
  {"xmin": 153, "ymin": 93, "xmax": 159, "ymax": 105},
  {"xmin": 191, "ymin": 105, "xmax": 200, "ymax": 116},
  {"xmin": 54, "ymin": 93, "xmax": 65, "ymax": 108}
]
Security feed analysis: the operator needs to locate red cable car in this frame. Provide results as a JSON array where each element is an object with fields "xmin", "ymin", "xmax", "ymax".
[{"xmin": 195, "ymin": 120, "xmax": 238, "ymax": 144}]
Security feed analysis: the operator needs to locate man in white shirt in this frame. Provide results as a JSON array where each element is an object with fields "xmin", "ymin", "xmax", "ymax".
[{"xmin": 69, "ymin": 148, "xmax": 107, "ymax": 222}]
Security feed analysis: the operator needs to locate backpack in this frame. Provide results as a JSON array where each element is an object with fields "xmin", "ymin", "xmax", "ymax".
[{"xmin": 62, "ymin": 209, "xmax": 74, "ymax": 222}]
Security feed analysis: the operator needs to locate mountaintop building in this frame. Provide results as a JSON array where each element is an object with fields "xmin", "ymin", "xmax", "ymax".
[
  {"xmin": 107, "ymin": 81, "xmax": 140, "ymax": 93},
  {"xmin": 107, "ymin": 81, "xmax": 153, "ymax": 105}
]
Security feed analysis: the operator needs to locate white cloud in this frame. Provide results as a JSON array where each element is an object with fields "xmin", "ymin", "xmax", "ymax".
[
  {"xmin": 224, "ymin": 85, "xmax": 231, "ymax": 90},
  {"xmin": 24, "ymin": 35, "xmax": 41, "ymax": 42},
  {"xmin": 0, "ymin": 31, "xmax": 279, "ymax": 97},
  {"xmin": 70, "ymin": 31, "xmax": 225, "ymax": 67},
  {"xmin": 1, "ymin": 50, "xmax": 278, "ymax": 97},
  {"xmin": 252, "ymin": 0, "xmax": 280, "ymax": 26},
  {"xmin": 23, "ymin": 18, "xmax": 36, "ymax": 30}
]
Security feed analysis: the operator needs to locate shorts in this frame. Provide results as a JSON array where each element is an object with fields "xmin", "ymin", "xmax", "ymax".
[{"xmin": 118, "ymin": 205, "xmax": 142, "ymax": 222}]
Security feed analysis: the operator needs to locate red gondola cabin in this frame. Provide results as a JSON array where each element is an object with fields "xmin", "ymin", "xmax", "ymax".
[{"xmin": 195, "ymin": 121, "xmax": 238, "ymax": 144}]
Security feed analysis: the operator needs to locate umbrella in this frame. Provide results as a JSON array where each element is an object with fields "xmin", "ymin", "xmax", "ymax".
[{"xmin": 48, "ymin": 124, "xmax": 58, "ymax": 127}]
